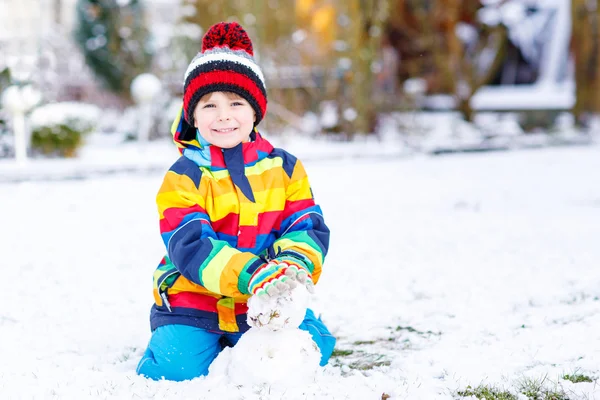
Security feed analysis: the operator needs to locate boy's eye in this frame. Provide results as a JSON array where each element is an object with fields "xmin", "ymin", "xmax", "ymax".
[
  {"xmin": 202, "ymin": 104, "xmax": 215, "ymax": 108},
  {"xmin": 231, "ymin": 101, "xmax": 244, "ymax": 106}
]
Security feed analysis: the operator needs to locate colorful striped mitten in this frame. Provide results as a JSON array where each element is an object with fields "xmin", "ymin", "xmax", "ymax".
[{"xmin": 248, "ymin": 257, "xmax": 313, "ymax": 297}]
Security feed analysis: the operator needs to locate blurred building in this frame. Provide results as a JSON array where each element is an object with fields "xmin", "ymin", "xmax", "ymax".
[
  {"xmin": 0, "ymin": 0, "xmax": 90, "ymax": 101},
  {"xmin": 0, "ymin": 0, "xmax": 179, "ymax": 104},
  {"xmin": 470, "ymin": 0, "xmax": 574, "ymax": 111},
  {"xmin": 0, "ymin": 0, "xmax": 78, "ymax": 77}
]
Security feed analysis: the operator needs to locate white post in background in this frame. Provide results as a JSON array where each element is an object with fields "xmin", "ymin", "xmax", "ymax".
[
  {"xmin": 131, "ymin": 73, "xmax": 162, "ymax": 153},
  {"xmin": 1, "ymin": 85, "xmax": 41, "ymax": 164}
]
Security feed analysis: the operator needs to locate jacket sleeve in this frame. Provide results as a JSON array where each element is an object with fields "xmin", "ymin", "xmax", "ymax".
[
  {"xmin": 156, "ymin": 158, "xmax": 263, "ymax": 297},
  {"xmin": 272, "ymin": 158, "xmax": 330, "ymax": 284}
]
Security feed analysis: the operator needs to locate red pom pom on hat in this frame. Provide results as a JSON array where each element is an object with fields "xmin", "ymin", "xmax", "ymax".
[{"xmin": 201, "ymin": 22, "xmax": 254, "ymax": 55}]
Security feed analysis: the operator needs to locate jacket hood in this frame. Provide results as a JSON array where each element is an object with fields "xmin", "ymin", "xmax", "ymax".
[{"xmin": 171, "ymin": 105, "xmax": 202, "ymax": 154}]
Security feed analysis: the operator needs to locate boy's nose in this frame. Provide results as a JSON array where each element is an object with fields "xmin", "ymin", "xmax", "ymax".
[{"xmin": 218, "ymin": 110, "xmax": 231, "ymax": 121}]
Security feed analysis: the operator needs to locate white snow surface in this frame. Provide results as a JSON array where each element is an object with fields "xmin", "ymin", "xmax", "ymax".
[{"xmin": 2, "ymin": 143, "xmax": 600, "ymax": 399}]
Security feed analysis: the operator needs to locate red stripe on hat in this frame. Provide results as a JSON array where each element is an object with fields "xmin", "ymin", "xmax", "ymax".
[{"xmin": 183, "ymin": 70, "xmax": 267, "ymax": 118}]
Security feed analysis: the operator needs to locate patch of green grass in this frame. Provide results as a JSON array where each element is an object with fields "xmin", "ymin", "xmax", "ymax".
[
  {"xmin": 517, "ymin": 376, "xmax": 570, "ymax": 400},
  {"xmin": 332, "ymin": 346, "xmax": 391, "ymax": 371},
  {"xmin": 395, "ymin": 325, "xmax": 441, "ymax": 336},
  {"xmin": 350, "ymin": 351, "xmax": 391, "ymax": 370},
  {"xmin": 457, "ymin": 376, "xmax": 573, "ymax": 400},
  {"xmin": 456, "ymin": 385, "xmax": 517, "ymax": 400},
  {"xmin": 563, "ymin": 374, "xmax": 593, "ymax": 383},
  {"xmin": 331, "ymin": 349, "xmax": 354, "ymax": 357},
  {"xmin": 353, "ymin": 340, "xmax": 376, "ymax": 345},
  {"xmin": 349, "ymin": 360, "xmax": 391, "ymax": 371},
  {"xmin": 395, "ymin": 325, "xmax": 420, "ymax": 333}
]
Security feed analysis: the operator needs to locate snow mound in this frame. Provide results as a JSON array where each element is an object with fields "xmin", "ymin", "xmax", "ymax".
[
  {"xmin": 210, "ymin": 329, "xmax": 320, "ymax": 387},
  {"xmin": 208, "ymin": 287, "xmax": 320, "ymax": 387}
]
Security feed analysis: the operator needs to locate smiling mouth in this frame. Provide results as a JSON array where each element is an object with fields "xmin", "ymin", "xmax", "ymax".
[{"xmin": 212, "ymin": 128, "xmax": 238, "ymax": 133}]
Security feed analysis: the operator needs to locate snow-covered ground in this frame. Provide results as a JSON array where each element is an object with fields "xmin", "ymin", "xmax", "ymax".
[{"xmin": 2, "ymin": 143, "xmax": 600, "ymax": 399}]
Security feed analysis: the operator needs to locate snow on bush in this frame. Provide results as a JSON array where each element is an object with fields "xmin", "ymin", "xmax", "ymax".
[{"xmin": 30, "ymin": 102, "xmax": 101, "ymax": 134}]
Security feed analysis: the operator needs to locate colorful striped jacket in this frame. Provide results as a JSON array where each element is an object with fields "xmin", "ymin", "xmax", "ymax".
[{"xmin": 149, "ymin": 113, "xmax": 330, "ymax": 333}]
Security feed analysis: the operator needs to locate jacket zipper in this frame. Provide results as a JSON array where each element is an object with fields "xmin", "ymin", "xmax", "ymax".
[{"xmin": 157, "ymin": 269, "xmax": 179, "ymax": 312}]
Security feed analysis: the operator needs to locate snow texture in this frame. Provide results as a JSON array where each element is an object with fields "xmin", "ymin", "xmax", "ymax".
[{"xmin": 1, "ymin": 136, "xmax": 600, "ymax": 399}]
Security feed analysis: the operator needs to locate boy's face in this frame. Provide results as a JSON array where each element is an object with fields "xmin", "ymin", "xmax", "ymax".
[{"xmin": 193, "ymin": 92, "xmax": 256, "ymax": 149}]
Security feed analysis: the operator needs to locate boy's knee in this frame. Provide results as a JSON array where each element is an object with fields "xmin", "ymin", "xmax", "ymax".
[
  {"xmin": 136, "ymin": 347, "xmax": 211, "ymax": 381},
  {"xmin": 136, "ymin": 325, "xmax": 219, "ymax": 381},
  {"xmin": 136, "ymin": 349, "xmax": 208, "ymax": 382},
  {"xmin": 299, "ymin": 309, "xmax": 336, "ymax": 366}
]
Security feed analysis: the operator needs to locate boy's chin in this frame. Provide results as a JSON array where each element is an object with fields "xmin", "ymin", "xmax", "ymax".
[{"xmin": 213, "ymin": 139, "xmax": 250, "ymax": 149}]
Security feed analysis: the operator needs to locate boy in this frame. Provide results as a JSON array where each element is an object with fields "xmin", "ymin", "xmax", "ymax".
[{"xmin": 136, "ymin": 22, "xmax": 335, "ymax": 382}]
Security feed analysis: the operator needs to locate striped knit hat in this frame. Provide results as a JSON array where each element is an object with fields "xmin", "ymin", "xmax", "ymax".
[{"xmin": 183, "ymin": 22, "xmax": 267, "ymax": 127}]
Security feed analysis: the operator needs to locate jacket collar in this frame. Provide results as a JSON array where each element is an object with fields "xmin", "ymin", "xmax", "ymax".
[
  {"xmin": 183, "ymin": 130, "xmax": 274, "ymax": 170},
  {"xmin": 172, "ymin": 104, "xmax": 274, "ymax": 170},
  {"xmin": 183, "ymin": 130, "xmax": 274, "ymax": 203}
]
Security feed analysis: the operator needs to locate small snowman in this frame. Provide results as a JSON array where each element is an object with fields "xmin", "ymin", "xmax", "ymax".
[{"xmin": 209, "ymin": 277, "xmax": 321, "ymax": 387}]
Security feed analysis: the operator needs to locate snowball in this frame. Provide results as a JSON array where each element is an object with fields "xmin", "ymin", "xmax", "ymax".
[
  {"xmin": 247, "ymin": 286, "xmax": 310, "ymax": 331},
  {"xmin": 130, "ymin": 73, "xmax": 162, "ymax": 104},
  {"xmin": 343, "ymin": 108, "xmax": 357, "ymax": 122}
]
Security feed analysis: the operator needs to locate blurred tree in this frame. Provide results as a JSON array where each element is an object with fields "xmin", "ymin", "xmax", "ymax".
[
  {"xmin": 0, "ymin": 67, "xmax": 11, "ymax": 91},
  {"xmin": 571, "ymin": 0, "xmax": 600, "ymax": 126},
  {"xmin": 295, "ymin": 0, "xmax": 337, "ymax": 58},
  {"xmin": 432, "ymin": 0, "xmax": 506, "ymax": 121},
  {"xmin": 179, "ymin": 0, "xmax": 302, "ymax": 130},
  {"xmin": 74, "ymin": 0, "xmax": 154, "ymax": 101},
  {"xmin": 176, "ymin": 0, "xmax": 395, "ymax": 136},
  {"xmin": 0, "ymin": 67, "xmax": 13, "ymax": 157},
  {"xmin": 338, "ymin": 0, "xmax": 391, "ymax": 136},
  {"xmin": 179, "ymin": 0, "xmax": 247, "ymax": 57}
]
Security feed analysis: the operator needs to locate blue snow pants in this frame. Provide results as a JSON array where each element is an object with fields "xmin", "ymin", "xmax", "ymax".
[{"xmin": 136, "ymin": 309, "xmax": 336, "ymax": 381}]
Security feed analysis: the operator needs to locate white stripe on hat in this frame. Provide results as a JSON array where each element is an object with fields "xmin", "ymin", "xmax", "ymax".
[{"xmin": 184, "ymin": 51, "xmax": 266, "ymax": 87}]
